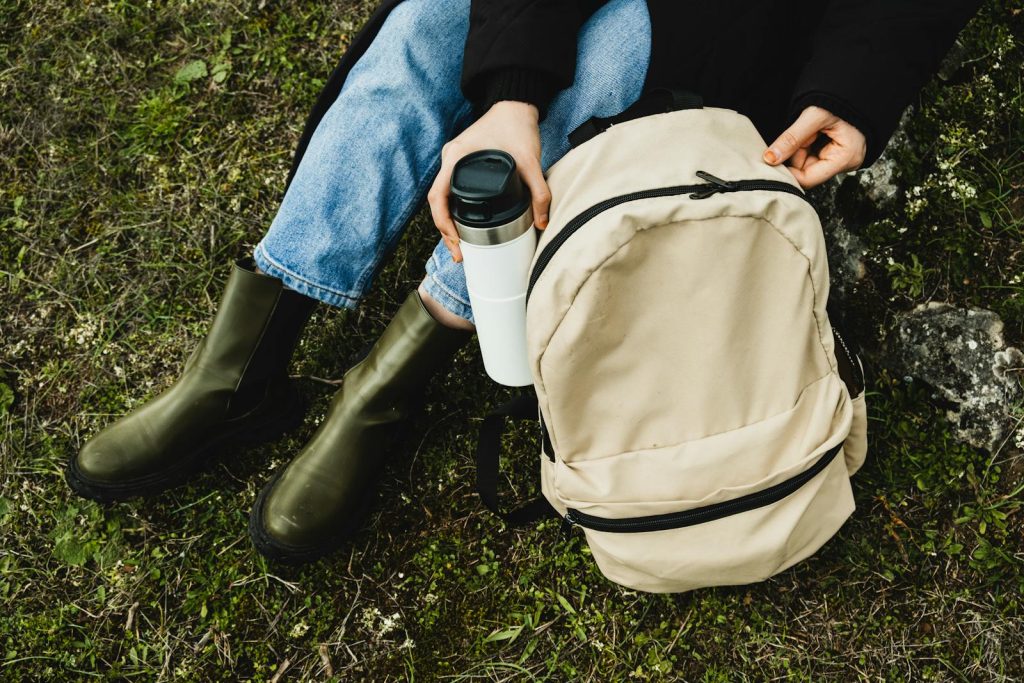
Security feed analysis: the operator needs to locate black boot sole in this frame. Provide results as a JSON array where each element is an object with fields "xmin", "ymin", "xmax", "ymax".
[{"xmin": 65, "ymin": 383, "xmax": 307, "ymax": 503}]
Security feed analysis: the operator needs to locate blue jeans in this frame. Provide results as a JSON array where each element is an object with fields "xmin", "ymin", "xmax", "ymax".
[{"xmin": 254, "ymin": 0, "xmax": 651, "ymax": 324}]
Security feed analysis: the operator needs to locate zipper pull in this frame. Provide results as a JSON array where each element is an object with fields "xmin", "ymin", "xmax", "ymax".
[
  {"xmin": 696, "ymin": 170, "xmax": 737, "ymax": 189},
  {"xmin": 690, "ymin": 170, "xmax": 737, "ymax": 199}
]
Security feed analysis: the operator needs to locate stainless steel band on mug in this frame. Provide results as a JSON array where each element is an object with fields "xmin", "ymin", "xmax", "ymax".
[{"xmin": 454, "ymin": 209, "xmax": 535, "ymax": 247}]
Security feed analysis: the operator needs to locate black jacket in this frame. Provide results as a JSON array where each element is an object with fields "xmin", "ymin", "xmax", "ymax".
[
  {"xmin": 284, "ymin": 0, "xmax": 981, "ymax": 193},
  {"xmin": 461, "ymin": 0, "xmax": 983, "ymax": 167}
]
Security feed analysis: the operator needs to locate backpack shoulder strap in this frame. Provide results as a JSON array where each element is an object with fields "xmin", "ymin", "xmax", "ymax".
[
  {"xmin": 476, "ymin": 393, "xmax": 557, "ymax": 525},
  {"xmin": 567, "ymin": 87, "xmax": 703, "ymax": 149}
]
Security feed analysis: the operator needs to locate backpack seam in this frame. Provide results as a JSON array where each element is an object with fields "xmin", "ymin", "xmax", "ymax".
[
  {"xmin": 535, "ymin": 208, "xmax": 834, "ymax": 458},
  {"xmin": 552, "ymin": 369, "xmax": 841, "ymax": 464}
]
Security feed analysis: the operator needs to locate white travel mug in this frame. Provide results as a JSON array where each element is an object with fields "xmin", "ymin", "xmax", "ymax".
[{"xmin": 450, "ymin": 150, "xmax": 537, "ymax": 387}]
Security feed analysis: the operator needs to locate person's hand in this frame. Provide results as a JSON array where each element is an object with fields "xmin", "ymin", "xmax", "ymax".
[
  {"xmin": 762, "ymin": 105, "xmax": 867, "ymax": 189},
  {"xmin": 427, "ymin": 100, "xmax": 551, "ymax": 263}
]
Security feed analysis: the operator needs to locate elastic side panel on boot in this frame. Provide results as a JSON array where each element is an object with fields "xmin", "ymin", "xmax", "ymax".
[{"xmin": 230, "ymin": 287, "xmax": 317, "ymax": 418}]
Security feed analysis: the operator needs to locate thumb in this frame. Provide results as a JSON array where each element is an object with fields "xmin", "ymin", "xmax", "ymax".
[
  {"xmin": 763, "ymin": 107, "xmax": 831, "ymax": 166},
  {"xmin": 519, "ymin": 159, "xmax": 552, "ymax": 229}
]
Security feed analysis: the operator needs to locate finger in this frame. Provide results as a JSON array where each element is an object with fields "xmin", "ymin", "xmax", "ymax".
[
  {"xmin": 827, "ymin": 125, "xmax": 867, "ymax": 170},
  {"xmin": 427, "ymin": 184, "xmax": 461, "ymax": 261},
  {"xmin": 518, "ymin": 158, "xmax": 551, "ymax": 229},
  {"xmin": 789, "ymin": 147, "xmax": 809, "ymax": 170},
  {"xmin": 763, "ymin": 107, "xmax": 833, "ymax": 165},
  {"xmin": 800, "ymin": 135, "xmax": 865, "ymax": 188},
  {"xmin": 426, "ymin": 161, "xmax": 463, "ymax": 262},
  {"xmin": 788, "ymin": 155, "xmax": 844, "ymax": 189}
]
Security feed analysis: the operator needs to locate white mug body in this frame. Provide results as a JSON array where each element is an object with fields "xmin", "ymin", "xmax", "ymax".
[{"xmin": 460, "ymin": 227, "xmax": 537, "ymax": 387}]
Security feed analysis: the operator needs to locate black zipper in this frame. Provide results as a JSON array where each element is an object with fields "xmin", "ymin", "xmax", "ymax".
[
  {"xmin": 831, "ymin": 327, "xmax": 865, "ymax": 396},
  {"xmin": 563, "ymin": 441, "xmax": 843, "ymax": 534},
  {"xmin": 526, "ymin": 171, "xmax": 810, "ymax": 304},
  {"xmin": 535, "ymin": 170, "xmax": 826, "ymax": 534}
]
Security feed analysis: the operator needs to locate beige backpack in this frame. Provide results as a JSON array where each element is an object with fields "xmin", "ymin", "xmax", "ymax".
[{"xmin": 476, "ymin": 90, "xmax": 868, "ymax": 593}]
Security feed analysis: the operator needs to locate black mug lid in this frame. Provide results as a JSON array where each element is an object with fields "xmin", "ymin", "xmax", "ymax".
[{"xmin": 449, "ymin": 150, "xmax": 531, "ymax": 228}]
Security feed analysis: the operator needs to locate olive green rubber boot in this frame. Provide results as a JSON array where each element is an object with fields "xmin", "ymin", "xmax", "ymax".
[
  {"xmin": 67, "ymin": 258, "xmax": 318, "ymax": 502},
  {"xmin": 248, "ymin": 290, "xmax": 471, "ymax": 564}
]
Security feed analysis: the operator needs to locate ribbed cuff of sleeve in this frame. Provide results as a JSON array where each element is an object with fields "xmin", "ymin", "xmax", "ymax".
[
  {"xmin": 475, "ymin": 67, "xmax": 562, "ymax": 122},
  {"xmin": 787, "ymin": 90, "xmax": 882, "ymax": 168}
]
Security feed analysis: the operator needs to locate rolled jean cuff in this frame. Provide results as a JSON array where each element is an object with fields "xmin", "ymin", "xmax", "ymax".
[
  {"xmin": 423, "ymin": 251, "xmax": 475, "ymax": 325},
  {"xmin": 253, "ymin": 241, "xmax": 362, "ymax": 309}
]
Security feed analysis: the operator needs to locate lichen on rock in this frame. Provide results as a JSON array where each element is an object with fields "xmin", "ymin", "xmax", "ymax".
[
  {"xmin": 891, "ymin": 302, "xmax": 1024, "ymax": 453},
  {"xmin": 822, "ymin": 215, "xmax": 867, "ymax": 302}
]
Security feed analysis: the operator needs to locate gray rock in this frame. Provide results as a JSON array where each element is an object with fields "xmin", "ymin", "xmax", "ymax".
[
  {"xmin": 856, "ymin": 155, "xmax": 899, "ymax": 207},
  {"xmin": 823, "ymin": 215, "xmax": 867, "ymax": 302},
  {"xmin": 892, "ymin": 303, "xmax": 1023, "ymax": 453},
  {"xmin": 851, "ymin": 107, "xmax": 913, "ymax": 208},
  {"xmin": 937, "ymin": 37, "xmax": 970, "ymax": 81}
]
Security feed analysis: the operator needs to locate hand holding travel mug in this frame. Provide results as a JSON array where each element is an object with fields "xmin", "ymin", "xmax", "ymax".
[{"xmin": 450, "ymin": 150, "xmax": 537, "ymax": 387}]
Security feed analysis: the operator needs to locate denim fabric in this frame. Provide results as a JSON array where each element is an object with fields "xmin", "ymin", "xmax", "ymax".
[{"xmin": 254, "ymin": 0, "xmax": 651, "ymax": 324}]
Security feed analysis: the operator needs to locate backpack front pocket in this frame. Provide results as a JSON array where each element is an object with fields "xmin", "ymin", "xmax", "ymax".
[
  {"xmin": 565, "ymin": 450, "xmax": 856, "ymax": 593},
  {"xmin": 546, "ymin": 372, "xmax": 857, "ymax": 592},
  {"xmin": 563, "ymin": 440, "xmax": 843, "ymax": 533}
]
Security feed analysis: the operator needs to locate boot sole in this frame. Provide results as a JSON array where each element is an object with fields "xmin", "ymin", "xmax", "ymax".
[{"xmin": 65, "ymin": 383, "xmax": 307, "ymax": 503}]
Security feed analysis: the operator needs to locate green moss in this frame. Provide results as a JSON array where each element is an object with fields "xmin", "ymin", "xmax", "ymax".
[
  {"xmin": 1, "ymin": 0, "xmax": 1022, "ymax": 679},
  {"xmin": 854, "ymin": 3, "xmax": 1024, "ymax": 334}
]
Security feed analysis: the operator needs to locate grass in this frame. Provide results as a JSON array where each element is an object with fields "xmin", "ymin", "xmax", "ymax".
[{"xmin": 1, "ymin": 0, "xmax": 1022, "ymax": 680}]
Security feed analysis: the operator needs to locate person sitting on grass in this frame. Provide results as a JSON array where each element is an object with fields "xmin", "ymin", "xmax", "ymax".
[{"xmin": 67, "ymin": 0, "xmax": 982, "ymax": 564}]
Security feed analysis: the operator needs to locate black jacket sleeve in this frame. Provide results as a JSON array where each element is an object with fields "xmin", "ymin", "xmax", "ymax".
[
  {"xmin": 787, "ymin": 0, "xmax": 982, "ymax": 167},
  {"xmin": 460, "ymin": 0, "xmax": 603, "ymax": 121}
]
